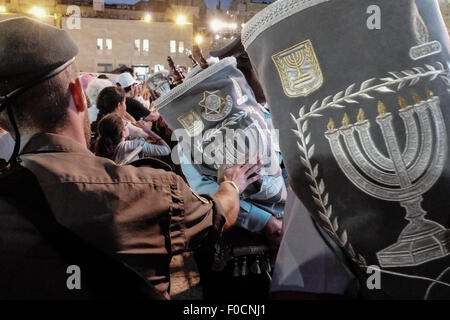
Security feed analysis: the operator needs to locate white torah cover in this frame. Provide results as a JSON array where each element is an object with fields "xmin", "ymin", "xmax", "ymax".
[{"xmin": 155, "ymin": 57, "xmax": 286, "ymax": 217}]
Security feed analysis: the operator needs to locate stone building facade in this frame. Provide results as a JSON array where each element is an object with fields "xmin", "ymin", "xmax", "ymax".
[
  {"xmin": 2, "ymin": 0, "xmax": 449, "ymax": 74},
  {"xmin": 62, "ymin": 16, "xmax": 193, "ymax": 73},
  {"xmin": 0, "ymin": 0, "xmax": 195, "ymax": 74}
]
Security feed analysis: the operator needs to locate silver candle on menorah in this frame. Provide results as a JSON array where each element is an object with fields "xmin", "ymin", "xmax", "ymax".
[{"xmin": 325, "ymin": 90, "xmax": 450, "ymax": 268}]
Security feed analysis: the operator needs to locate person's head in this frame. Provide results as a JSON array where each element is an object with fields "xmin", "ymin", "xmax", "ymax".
[
  {"xmin": 116, "ymin": 72, "xmax": 139, "ymax": 98},
  {"xmin": 96, "ymin": 86, "xmax": 126, "ymax": 121},
  {"xmin": 85, "ymin": 78, "xmax": 113, "ymax": 108},
  {"xmin": 0, "ymin": 17, "xmax": 90, "ymax": 150},
  {"xmin": 136, "ymin": 83, "xmax": 144, "ymax": 96},
  {"xmin": 94, "ymin": 113, "xmax": 127, "ymax": 159},
  {"xmin": 0, "ymin": 64, "xmax": 81, "ymax": 134}
]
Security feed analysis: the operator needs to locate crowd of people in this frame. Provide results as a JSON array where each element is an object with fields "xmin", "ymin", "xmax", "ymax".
[
  {"xmin": 77, "ymin": 39, "xmax": 288, "ymax": 300},
  {"xmin": 0, "ymin": 12, "xmax": 365, "ymax": 300},
  {"xmin": 0, "ymin": 16, "xmax": 293, "ymax": 300}
]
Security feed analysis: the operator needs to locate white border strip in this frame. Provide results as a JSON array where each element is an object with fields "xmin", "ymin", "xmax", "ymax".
[
  {"xmin": 155, "ymin": 57, "xmax": 237, "ymax": 111},
  {"xmin": 241, "ymin": 0, "xmax": 330, "ymax": 50}
]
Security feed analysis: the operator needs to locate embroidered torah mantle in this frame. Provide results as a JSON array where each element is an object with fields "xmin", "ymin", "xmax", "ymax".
[
  {"xmin": 243, "ymin": 0, "xmax": 450, "ymax": 299},
  {"xmin": 155, "ymin": 57, "xmax": 286, "ymax": 217}
]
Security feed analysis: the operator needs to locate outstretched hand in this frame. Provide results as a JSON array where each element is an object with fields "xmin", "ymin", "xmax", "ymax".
[{"xmin": 217, "ymin": 157, "xmax": 263, "ymax": 194}]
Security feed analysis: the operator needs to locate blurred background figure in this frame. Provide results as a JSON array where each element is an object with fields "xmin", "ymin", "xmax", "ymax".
[
  {"xmin": 0, "ymin": 128, "xmax": 14, "ymax": 163},
  {"xmin": 116, "ymin": 72, "xmax": 152, "ymax": 122},
  {"xmin": 85, "ymin": 78, "xmax": 113, "ymax": 124}
]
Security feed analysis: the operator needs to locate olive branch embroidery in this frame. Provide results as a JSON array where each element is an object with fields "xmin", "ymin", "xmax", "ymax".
[
  {"xmin": 195, "ymin": 111, "xmax": 248, "ymax": 152},
  {"xmin": 291, "ymin": 114, "xmax": 367, "ymax": 267},
  {"xmin": 299, "ymin": 62, "xmax": 450, "ymax": 122}
]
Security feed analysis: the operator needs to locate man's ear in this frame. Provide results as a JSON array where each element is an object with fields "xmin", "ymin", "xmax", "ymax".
[{"xmin": 69, "ymin": 77, "xmax": 87, "ymax": 113}]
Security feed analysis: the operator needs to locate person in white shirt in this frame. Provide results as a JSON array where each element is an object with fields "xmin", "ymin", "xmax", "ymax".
[
  {"xmin": 94, "ymin": 113, "xmax": 170, "ymax": 164},
  {"xmin": 85, "ymin": 78, "xmax": 113, "ymax": 124},
  {"xmin": 94, "ymin": 86, "xmax": 148, "ymax": 140}
]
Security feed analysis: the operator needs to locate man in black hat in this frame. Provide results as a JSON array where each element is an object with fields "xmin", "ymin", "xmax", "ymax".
[{"xmin": 0, "ymin": 17, "xmax": 262, "ymax": 299}]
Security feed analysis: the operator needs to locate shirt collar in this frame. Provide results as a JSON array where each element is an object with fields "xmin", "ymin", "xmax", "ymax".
[{"xmin": 20, "ymin": 133, "xmax": 94, "ymax": 156}]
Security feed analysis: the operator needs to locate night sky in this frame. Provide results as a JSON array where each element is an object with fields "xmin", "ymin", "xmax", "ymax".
[{"xmin": 105, "ymin": 0, "xmax": 276, "ymax": 10}]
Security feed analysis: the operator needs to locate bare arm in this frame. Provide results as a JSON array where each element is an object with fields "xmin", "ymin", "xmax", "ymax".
[
  {"xmin": 175, "ymin": 158, "xmax": 263, "ymax": 251},
  {"xmin": 214, "ymin": 183, "xmax": 240, "ymax": 230}
]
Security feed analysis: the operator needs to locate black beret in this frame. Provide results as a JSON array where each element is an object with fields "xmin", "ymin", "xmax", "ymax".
[{"xmin": 0, "ymin": 17, "xmax": 79, "ymax": 99}]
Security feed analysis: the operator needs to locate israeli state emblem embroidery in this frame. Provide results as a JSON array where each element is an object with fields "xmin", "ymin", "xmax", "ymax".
[
  {"xmin": 198, "ymin": 90, "xmax": 233, "ymax": 122},
  {"xmin": 272, "ymin": 39, "xmax": 324, "ymax": 98},
  {"xmin": 177, "ymin": 109, "xmax": 204, "ymax": 137}
]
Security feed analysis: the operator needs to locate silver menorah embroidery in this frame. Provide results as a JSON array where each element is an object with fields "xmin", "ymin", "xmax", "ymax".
[{"xmin": 325, "ymin": 90, "xmax": 450, "ymax": 268}]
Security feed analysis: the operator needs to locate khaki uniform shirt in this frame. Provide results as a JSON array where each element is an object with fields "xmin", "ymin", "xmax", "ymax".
[{"xmin": 0, "ymin": 133, "xmax": 225, "ymax": 299}]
